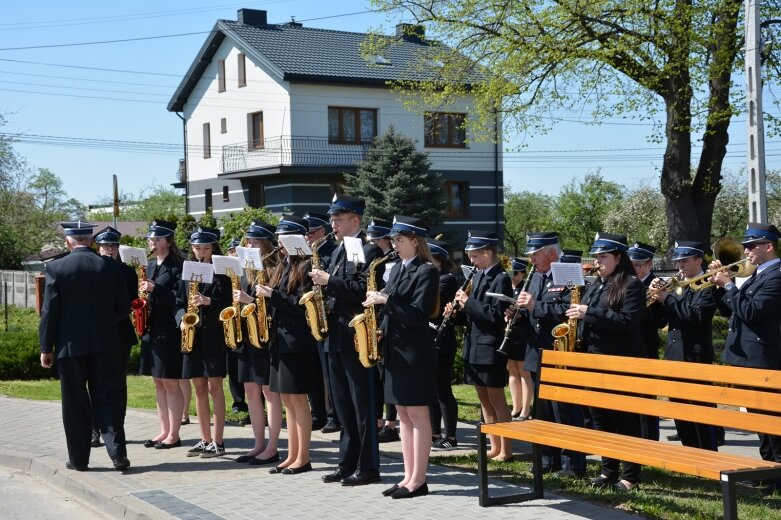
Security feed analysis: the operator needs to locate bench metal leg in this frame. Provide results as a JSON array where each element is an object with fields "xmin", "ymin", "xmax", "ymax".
[
  {"xmin": 532, "ymin": 442, "xmax": 544, "ymax": 500},
  {"xmin": 721, "ymin": 477, "xmax": 737, "ymax": 520},
  {"xmin": 478, "ymin": 427, "xmax": 489, "ymax": 506},
  {"xmin": 478, "ymin": 424, "xmax": 544, "ymax": 506}
]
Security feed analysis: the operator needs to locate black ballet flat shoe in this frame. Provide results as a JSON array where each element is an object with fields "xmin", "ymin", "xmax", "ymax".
[
  {"xmin": 154, "ymin": 439, "xmax": 181, "ymax": 449},
  {"xmin": 249, "ymin": 453, "xmax": 280, "ymax": 466},
  {"xmin": 391, "ymin": 482, "xmax": 429, "ymax": 499},
  {"xmin": 381, "ymin": 484, "xmax": 400, "ymax": 497},
  {"xmin": 65, "ymin": 461, "xmax": 88, "ymax": 471},
  {"xmin": 235, "ymin": 455, "xmax": 254, "ymax": 463},
  {"xmin": 143, "ymin": 439, "xmax": 158, "ymax": 448},
  {"xmin": 613, "ymin": 481, "xmax": 639, "ymax": 492},
  {"xmin": 268, "ymin": 465, "xmax": 285, "ymax": 474},
  {"xmin": 281, "ymin": 462, "xmax": 312, "ymax": 475}
]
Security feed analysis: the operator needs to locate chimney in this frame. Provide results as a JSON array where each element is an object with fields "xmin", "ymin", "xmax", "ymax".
[
  {"xmin": 237, "ymin": 9, "xmax": 267, "ymax": 27},
  {"xmin": 396, "ymin": 23, "xmax": 425, "ymax": 44}
]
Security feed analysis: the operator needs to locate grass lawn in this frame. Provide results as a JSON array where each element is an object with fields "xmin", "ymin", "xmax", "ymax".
[{"xmin": 1, "ymin": 378, "xmax": 778, "ymax": 518}]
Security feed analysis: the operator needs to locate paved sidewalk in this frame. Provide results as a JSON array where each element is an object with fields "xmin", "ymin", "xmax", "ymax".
[{"xmin": 0, "ymin": 395, "xmax": 760, "ymax": 520}]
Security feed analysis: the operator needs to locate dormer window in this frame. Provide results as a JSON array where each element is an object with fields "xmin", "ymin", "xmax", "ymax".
[{"xmin": 370, "ymin": 55, "xmax": 392, "ymax": 66}]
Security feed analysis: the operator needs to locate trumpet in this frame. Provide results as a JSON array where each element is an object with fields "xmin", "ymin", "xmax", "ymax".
[
  {"xmin": 646, "ymin": 272, "xmax": 686, "ymax": 306},
  {"xmin": 683, "ymin": 258, "xmax": 756, "ymax": 291}
]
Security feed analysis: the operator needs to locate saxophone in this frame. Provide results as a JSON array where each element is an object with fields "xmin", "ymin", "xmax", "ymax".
[
  {"xmin": 219, "ymin": 268, "xmax": 243, "ymax": 350},
  {"xmin": 551, "ymin": 267, "xmax": 598, "ymax": 352},
  {"xmin": 240, "ymin": 263, "xmax": 263, "ymax": 348},
  {"xmin": 240, "ymin": 247, "xmax": 279, "ymax": 348},
  {"xmin": 349, "ymin": 251, "xmax": 398, "ymax": 368},
  {"xmin": 181, "ymin": 277, "xmax": 201, "ymax": 353},
  {"xmin": 300, "ymin": 232, "xmax": 334, "ymax": 341},
  {"xmin": 130, "ymin": 262, "xmax": 149, "ymax": 337}
]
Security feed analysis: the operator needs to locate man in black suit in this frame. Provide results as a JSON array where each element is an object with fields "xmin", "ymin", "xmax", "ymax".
[
  {"xmin": 310, "ymin": 194, "xmax": 383, "ymax": 486},
  {"xmin": 710, "ymin": 223, "xmax": 781, "ymax": 491},
  {"xmin": 39, "ymin": 222, "xmax": 131, "ymax": 471}
]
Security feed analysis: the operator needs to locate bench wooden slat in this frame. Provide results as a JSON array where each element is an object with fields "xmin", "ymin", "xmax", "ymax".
[
  {"xmin": 541, "ymin": 367, "xmax": 781, "ymax": 413},
  {"xmin": 542, "ymin": 351, "xmax": 781, "ymax": 390},
  {"xmin": 538, "ymin": 385, "xmax": 781, "ymax": 437},
  {"xmin": 481, "ymin": 421, "xmax": 781, "ymax": 480}
]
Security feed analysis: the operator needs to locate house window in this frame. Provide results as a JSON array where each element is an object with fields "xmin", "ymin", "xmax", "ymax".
[
  {"xmin": 425, "ymin": 112, "xmax": 466, "ymax": 148},
  {"xmin": 248, "ymin": 112, "xmax": 264, "ymax": 149},
  {"xmin": 222, "ymin": 186, "xmax": 229, "ymax": 202},
  {"xmin": 220, "ymin": 118, "xmax": 227, "ymax": 134},
  {"xmin": 248, "ymin": 182, "xmax": 265, "ymax": 208},
  {"xmin": 237, "ymin": 53, "xmax": 246, "ymax": 87},
  {"xmin": 205, "ymin": 189, "xmax": 213, "ymax": 211},
  {"xmin": 444, "ymin": 181, "xmax": 469, "ymax": 217},
  {"xmin": 217, "ymin": 60, "xmax": 226, "ymax": 92},
  {"xmin": 202, "ymin": 123, "xmax": 211, "ymax": 158},
  {"xmin": 328, "ymin": 107, "xmax": 377, "ymax": 144}
]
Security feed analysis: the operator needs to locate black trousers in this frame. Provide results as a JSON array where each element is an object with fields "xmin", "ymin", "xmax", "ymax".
[
  {"xmin": 315, "ymin": 341, "xmax": 339, "ymax": 425},
  {"xmin": 226, "ymin": 350, "xmax": 246, "ymax": 412},
  {"xmin": 671, "ymin": 399, "xmax": 717, "ymax": 451},
  {"xmin": 93, "ymin": 345, "xmax": 131, "ymax": 455},
  {"xmin": 328, "ymin": 350, "xmax": 379, "ymax": 472},
  {"xmin": 589, "ymin": 407, "xmax": 642, "ymax": 483},
  {"xmin": 59, "ymin": 353, "xmax": 120, "ymax": 467},
  {"xmin": 430, "ymin": 347, "xmax": 458, "ymax": 438},
  {"xmin": 308, "ymin": 341, "xmax": 328, "ymax": 425}
]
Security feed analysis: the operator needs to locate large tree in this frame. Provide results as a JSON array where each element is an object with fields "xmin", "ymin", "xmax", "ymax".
[
  {"xmin": 373, "ymin": 0, "xmax": 781, "ymax": 250},
  {"xmin": 554, "ymin": 173, "xmax": 624, "ymax": 250},
  {"xmin": 503, "ymin": 189, "xmax": 555, "ymax": 255}
]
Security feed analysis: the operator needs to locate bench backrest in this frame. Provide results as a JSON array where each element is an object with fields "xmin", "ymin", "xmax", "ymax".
[{"xmin": 538, "ymin": 350, "xmax": 781, "ymax": 437}]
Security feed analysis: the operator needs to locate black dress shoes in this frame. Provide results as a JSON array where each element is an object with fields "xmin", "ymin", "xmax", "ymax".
[
  {"xmin": 321, "ymin": 421, "xmax": 341, "ymax": 434},
  {"xmin": 90, "ymin": 429, "xmax": 101, "ymax": 448},
  {"xmin": 322, "ymin": 468, "xmax": 353, "ymax": 483},
  {"xmin": 341, "ymin": 470, "xmax": 381, "ymax": 486},
  {"xmin": 381, "ymin": 484, "xmax": 399, "ymax": 497},
  {"xmin": 112, "ymin": 457, "xmax": 131, "ymax": 471},
  {"xmin": 65, "ymin": 461, "xmax": 88, "ymax": 471},
  {"xmin": 281, "ymin": 462, "xmax": 312, "ymax": 475},
  {"xmin": 154, "ymin": 439, "xmax": 182, "ymax": 449},
  {"xmin": 391, "ymin": 482, "xmax": 429, "ymax": 499},
  {"xmin": 248, "ymin": 453, "xmax": 280, "ymax": 466}
]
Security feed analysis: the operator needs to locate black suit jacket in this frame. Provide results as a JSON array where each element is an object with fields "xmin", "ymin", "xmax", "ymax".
[
  {"xmin": 577, "ymin": 275, "xmax": 645, "ymax": 357},
  {"xmin": 380, "ymin": 257, "xmax": 439, "ymax": 367},
  {"xmin": 39, "ymin": 247, "xmax": 130, "ymax": 359},
  {"xmin": 269, "ymin": 260, "xmax": 316, "ymax": 354},
  {"xmin": 658, "ymin": 285, "xmax": 716, "ymax": 363},
  {"xmin": 720, "ymin": 262, "xmax": 781, "ymax": 369},
  {"xmin": 323, "ymin": 232, "xmax": 383, "ymax": 354},
  {"xmin": 460, "ymin": 263, "xmax": 512, "ymax": 366},
  {"xmin": 520, "ymin": 271, "xmax": 571, "ymax": 369},
  {"xmin": 175, "ymin": 269, "xmax": 232, "ymax": 355},
  {"xmin": 142, "ymin": 254, "xmax": 183, "ymax": 344}
]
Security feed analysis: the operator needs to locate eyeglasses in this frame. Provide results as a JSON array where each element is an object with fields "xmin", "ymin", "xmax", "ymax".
[{"xmin": 745, "ymin": 241, "xmax": 770, "ymax": 250}]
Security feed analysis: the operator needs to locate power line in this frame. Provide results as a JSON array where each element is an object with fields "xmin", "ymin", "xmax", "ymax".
[{"xmin": 0, "ymin": 57, "xmax": 182, "ymax": 77}]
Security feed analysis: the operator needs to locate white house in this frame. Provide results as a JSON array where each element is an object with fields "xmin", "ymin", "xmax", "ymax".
[{"xmin": 167, "ymin": 8, "xmax": 504, "ymax": 243}]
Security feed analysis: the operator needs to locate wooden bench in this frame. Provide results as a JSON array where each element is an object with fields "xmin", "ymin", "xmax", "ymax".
[{"xmin": 477, "ymin": 350, "xmax": 781, "ymax": 519}]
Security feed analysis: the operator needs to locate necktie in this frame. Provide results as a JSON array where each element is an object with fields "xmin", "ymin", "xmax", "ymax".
[{"xmin": 537, "ymin": 274, "xmax": 547, "ymax": 300}]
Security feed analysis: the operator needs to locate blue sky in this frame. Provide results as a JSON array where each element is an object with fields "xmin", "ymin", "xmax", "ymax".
[{"xmin": 0, "ymin": 0, "xmax": 778, "ymax": 206}]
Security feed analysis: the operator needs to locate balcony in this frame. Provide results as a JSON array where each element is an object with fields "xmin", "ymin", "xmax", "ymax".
[{"xmin": 221, "ymin": 136, "xmax": 372, "ymax": 174}]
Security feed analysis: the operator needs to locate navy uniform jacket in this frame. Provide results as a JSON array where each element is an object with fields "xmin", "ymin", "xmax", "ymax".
[
  {"xmin": 577, "ymin": 276, "xmax": 645, "ymax": 357},
  {"xmin": 519, "ymin": 271, "xmax": 571, "ymax": 370},
  {"xmin": 142, "ymin": 254, "xmax": 183, "ymax": 344},
  {"xmin": 380, "ymin": 257, "xmax": 439, "ymax": 368},
  {"xmin": 719, "ymin": 263, "xmax": 781, "ymax": 369},
  {"xmin": 638, "ymin": 273, "xmax": 661, "ymax": 359},
  {"xmin": 40, "ymin": 247, "xmax": 130, "ymax": 358},
  {"xmin": 324, "ymin": 232, "xmax": 383, "ymax": 354},
  {"xmin": 317, "ymin": 239, "xmax": 337, "ymax": 269},
  {"xmin": 175, "ymin": 271, "xmax": 232, "ymax": 355},
  {"xmin": 657, "ymin": 285, "xmax": 716, "ymax": 363},
  {"xmin": 431, "ymin": 270, "xmax": 458, "ymax": 353},
  {"xmin": 459, "ymin": 263, "xmax": 512, "ymax": 366},
  {"xmin": 116, "ymin": 259, "xmax": 139, "ymax": 349},
  {"xmin": 269, "ymin": 260, "xmax": 316, "ymax": 354}
]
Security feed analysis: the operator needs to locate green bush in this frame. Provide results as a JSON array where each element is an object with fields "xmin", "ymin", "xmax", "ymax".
[{"xmin": 0, "ymin": 307, "xmax": 53, "ymax": 380}]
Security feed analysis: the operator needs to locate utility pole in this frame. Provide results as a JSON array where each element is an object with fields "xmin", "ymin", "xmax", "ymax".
[
  {"xmin": 746, "ymin": 0, "xmax": 768, "ymax": 223},
  {"xmin": 112, "ymin": 174, "xmax": 119, "ymax": 228}
]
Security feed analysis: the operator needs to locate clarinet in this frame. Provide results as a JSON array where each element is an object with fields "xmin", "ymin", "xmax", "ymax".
[
  {"xmin": 497, "ymin": 263, "xmax": 538, "ymax": 355},
  {"xmin": 433, "ymin": 266, "xmax": 477, "ymax": 347}
]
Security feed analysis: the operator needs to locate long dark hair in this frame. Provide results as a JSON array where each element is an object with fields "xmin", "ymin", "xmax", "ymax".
[
  {"xmin": 269, "ymin": 254, "xmax": 312, "ymax": 294},
  {"xmin": 606, "ymin": 251, "xmax": 635, "ymax": 310},
  {"xmin": 164, "ymin": 236, "xmax": 186, "ymax": 263}
]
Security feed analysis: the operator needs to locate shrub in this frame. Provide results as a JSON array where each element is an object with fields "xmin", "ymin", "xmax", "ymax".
[{"xmin": 0, "ymin": 307, "xmax": 53, "ymax": 380}]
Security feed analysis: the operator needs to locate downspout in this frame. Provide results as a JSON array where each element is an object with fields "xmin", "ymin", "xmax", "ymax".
[
  {"xmin": 493, "ymin": 110, "xmax": 501, "ymax": 240},
  {"xmin": 176, "ymin": 112, "xmax": 189, "ymax": 215}
]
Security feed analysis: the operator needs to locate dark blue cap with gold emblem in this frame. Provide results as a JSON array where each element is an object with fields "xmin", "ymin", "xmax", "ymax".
[
  {"xmin": 275, "ymin": 214, "xmax": 309, "ymax": 235},
  {"xmin": 427, "ymin": 238, "xmax": 449, "ymax": 258},
  {"xmin": 465, "ymin": 230, "xmax": 499, "ymax": 251},
  {"xmin": 366, "ymin": 219, "xmax": 393, "ymax": 239},
  {"xmin": 741, "ymin": 222, "xmax": 781, "ymax": 246},
  {"xmin": 94, "ymin": 226, "xmax": 121, "ymax": 244},
  {"xmin": 327, "ymin": 193, "xmax": 365, "ymax": 215},
  {"xmin": 189, "ymin": 226, "xmax": 220, "ymax": 244},
  {"xmin": 671, "ymin": 241, "xmax": 705, "ymax": 261},
  {"xmin": 627, "ymin": 242, "xmax": 656, "ymax": 261},
  {"xmin": 589, "ymin": 232, "xmax": 628, "ymax": 255},
  {"xmin": 511, "ymin": 257, "xmax": 528, "ymax": 273},
  {"xmin": 304, "ymin": 212, "xmax": 329, "ymax": 230},
  {"xmin": 524, "ymin": 232, "xmax": 559, "ymax": 254},
  {"xmin": 146, "ymin": 219, "xmax": 176, "ymax": 238},
  {"xmin": 245, "ymin": 220, "xmax": 275, "ymax": 240},
  {"xmin": 227, "ymin": 238, "xmax": 241, "ymax": 250},
  {"xmin": 560, "ymin": 249, "xmax": 582, "ymax": 264},
  {"xmin": 60, "ymin": 221, "xmax": 97, "ymax": 236},
  {"xmin": 389, "ymin": 215, "xmax": 428, "ymax": 237}
]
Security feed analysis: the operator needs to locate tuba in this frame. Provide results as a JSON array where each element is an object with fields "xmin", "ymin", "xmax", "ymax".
[
  {"xmin": 181, "ymin": 277, "xmax": 201, "ymax": 353},
  {"xmin": 219, "ymin": 268, "xmax": 243, "ymax": 350},
  {"xmin": 349, "ymin": 251, "xmax": 398, "ymax": 368},
  {"xmin": 300, "ymin": 232, "xmax": 334, "ymax": 341},
  {"xmin": 130, "ymin": 261, "xmax": 149, "ymax": 337},
  {"xmin": 551, "ymin": 266, "xmax": 599, "ymax": 352}
]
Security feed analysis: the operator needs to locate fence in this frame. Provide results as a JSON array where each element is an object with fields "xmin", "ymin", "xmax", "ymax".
[{"xmin": 0, "ymin": 271, "xmax": 40, "ymax": 333}]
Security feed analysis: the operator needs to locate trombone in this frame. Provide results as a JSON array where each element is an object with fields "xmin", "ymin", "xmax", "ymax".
[{"xmin": 680, "ymin": 237, "xmax": 757, "ymax": 291}]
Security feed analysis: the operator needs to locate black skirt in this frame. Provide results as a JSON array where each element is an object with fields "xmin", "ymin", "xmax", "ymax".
[
  {"xmin": 141, "ymin": 333, "xmax": 183, "ymax": 379},
  {"xmin": 269, "ymin": 351, "xmax": 316, "ymax": 394},
  {"xmin": 182, "ymin": 344, "xmax": 227, "ymax": 379},
  {"xmin": 384, "ymin": 361, "xmax": 435, "ymax": 406},
  {"xmin": 238, "ymin": 345, "xmax": 270, "ymax": 385},
  {"xmin": 464, "ymin": 361, "xmax": 508, "ymax": 388},
  {"xmin": 505, "ymin": 339, "xmax": 526, "ymax": 361}
]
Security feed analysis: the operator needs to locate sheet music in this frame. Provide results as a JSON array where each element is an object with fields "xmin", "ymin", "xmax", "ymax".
[
  {"xmin": 460, "ymin": 265, "xmax": 474, "ymax": 279},
  {"xmin": 212, "ymin": 255, "xmax": 244, "ymax": 277},
  {"xmin": 118, "ymin": 245, "xmax": 147, "ymax": 266},
  {"xmin": 343, "ymin": 236, "xmax": 366, "ymax": 264},
  {"xmin": 550, "ymin": 262, "xmax": 585, "ymax": 286},
  {"xmin": 236, "ymin": 246, "xmax": 262, "ymax": 270},
  {"xmin": 278, "ymin": 234, "xmax": 312, "ymax": 257},
  {"xmin": 182, "ymin": 260, "xmax": 214, "ymax": 284},
  {"xmin": 485, "ymin": 292, "xmax": 517, "ymax": 304}
]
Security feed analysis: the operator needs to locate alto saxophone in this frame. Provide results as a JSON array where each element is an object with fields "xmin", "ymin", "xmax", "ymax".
[
  {"xmin": 219, "ymin": 268, "xmax": 243, "ymax": 350},
  {"xmin": 130, "ymin": 262, "xmax": 149, "ymax": 337},
  {"xmin": 181, "ymin": 278, "xmax": 201, "ymax": 353},
  {"xmin": 240, "ymin": 247, "xmax": 279, "ymax": 348},
  {"xmin": 551, "ymin": 266, "xmax": 598, "ymax": 352},
  {"xmin": 349, "ymin": 251, "xmax": 398, "ymax": 368},
  {"xmin": 300, "ymin": 232, "xmax": 334, "ymax": 341}
]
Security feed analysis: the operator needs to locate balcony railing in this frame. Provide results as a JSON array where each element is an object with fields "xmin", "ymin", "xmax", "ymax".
[{"xmin": 221, "ymin": 136, "xmax": 372, "ymax": 174}]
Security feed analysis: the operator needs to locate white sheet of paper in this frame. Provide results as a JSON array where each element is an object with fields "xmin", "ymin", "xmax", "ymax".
[
  {"xmin": 460, "ymin": 265, "xmax": 474, "ymax": 279},
  {"xmin": 485, "ymin": 292, "xmax": 516, "ymax": 304},
  {"xmin": 343, "ymin": 236, "xmax": 366, "ymax": 264},
  {"xmin": 118, "ymin": 245, "xmax": 147, "ymax": 266},
  {"xmin": 236, "ymin": 246, "xmax": 263, "ymax": 270},
  {"xmin": 550, "ymin": 262, "xmax": 585, "ymax": 286},
  {"xmin": 182, "ymin": 261, "xmax": 214, "ymax": 284},
  {"xmin": 212, "ymin": 255, "xmax": 244, "ymax": 277},
  {"xmin": 278, "ymin": 234, "xmax": 312, "ymax": 257}
]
